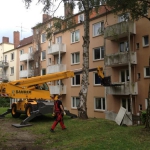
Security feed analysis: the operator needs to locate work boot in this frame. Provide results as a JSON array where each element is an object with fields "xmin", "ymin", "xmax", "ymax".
[{"xmin": 50, "ymin": 129, "xmax": 54, "ymax": 132}]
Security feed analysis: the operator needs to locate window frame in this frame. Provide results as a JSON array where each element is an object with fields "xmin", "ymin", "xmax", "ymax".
[
  {"xmin": 71, "ymin": 30, "xmax": 80, "ymax": 43},
  {"xmin": 78, "ymin": 14, "xmax": 84, "ymax": 23},
  {"xmin": 120, "ymin": 69, "xmax": 129, "ymax": 82},
  {"xmin": 20, "ymin": 50, "xmax": 24, "ymax": 55},
  {"xmin": 119, "ymin": 41, "xmax": 128, "ymax": 52},
  {"xmin": 93, "ymin": 46, "xmax": 104, "ymax": 61},
  {"xmin": 20, "ymin": 65, "xmax": 24, "ymax": 71},
  {"xmin": 142, "ymin": 35, "xmax": 149, "ymax": 47},
  {"xmin": 71, "ymin": 74, "xmax": 80, "ymax": 86},
  {"xmin": 71, "ymin": 52, "xmax": 80, "ymax": 64},
  {"xmin": 29, "ymin": 46, "xmax": 33, "ymax": 53},
  {"xmin": 41, "ymin": 68, "xmax": 46, "ymax": 75},
  {"xmin": 56, "ymin": 36, "xmax": 62, "ymax": 44},
  {"xmin": 121, "ymin": 98, "xmax": 131, "ymax": 112},
  {"xmin": 144, "ymin": 67, "xmax": 150, "ymax": 78},
  {"xmin": 94, "ymin": 97, "xmax": 106, "ymax": 111},
  {"xmin": 41, "ymin": 33, "xmax": 46, "ymax": 43},
  {"xmin": 71, "ymin": 97, "xmax": 80, "ymax": 109},
  {"xmin": 41, "ymin": 50, "xmax": 46, "ymax": 61},
  {"xmin": 10, "ymin": 52, "xmax": 14, "ymax": 61},
  {"xmin": 10, "ymin": 67, "xmax": 14, "ymax": 75},
  {"xmin": 93, "ymin": 21, "xmax": 104, "ymax": 37},
  {"xmin": 94, "ymin": 72, "xmax": 101, "ymax": 85}
]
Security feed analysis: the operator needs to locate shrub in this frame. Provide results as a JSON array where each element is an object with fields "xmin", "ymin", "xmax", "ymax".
[
  {"xmin": 141, "ymin": 110, "xmax": 147, "ymax": 125},
  {"xmin": 0, "ymin": 97, "xmax": 10, "ymax": 107}
]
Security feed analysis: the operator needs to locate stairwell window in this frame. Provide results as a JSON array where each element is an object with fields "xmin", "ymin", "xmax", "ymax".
[
  {"xmin": 41, "ymin": 50, "xmax": 46, "ymax": 60},
  {"xmin": 10, "ymin": 67, "xmax": 14, "ymax": 75},
  {"xmin": 72, "ymin": 74, "xmax": 80, "ymax": 86},
  {"xmin": 121, "ymin": 98, "xmax": 131, "ymax": 112},
  {"xmin": 71, "ymin": 97, "xmax": 80, "ymax": 108},
  {"xmin": 144, "ymin": 67, "xmax": 150, "ymax": 78},
  {"xmin": 93, "ymin": 21, "xmax": 104, "ymax": 37},
  {"xmin": 41, "ymin": 33, "xmax": 46, "ymax": 43},
  {"xmin": 10, "ymin": 52, "xmax": 14, "ymax": 61},
  {"xmin": 143, "ymin": 35, "xmax": 149, "ymax": 47},
  {"xmin": 71, "ymin": 30, "xmax": 80, "ymax": 43},
  {"xmin": 71, "ymin": 52, "xmax": 80, "ymax": 64},
  {"xmin": 94, "ymin": 97, "xmax": 105, "ymax": 111},
  {"xmin": 93, "ymin": 46, "xmax": 104, "ymax": 60},
  {"xmin": 94, "ymin": 72, "xmax": 101, "ymax": 85}
]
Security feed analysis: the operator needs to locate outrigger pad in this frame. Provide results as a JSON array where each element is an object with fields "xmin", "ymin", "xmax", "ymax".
[{"xmin": 12, "ymin": 123, "xmax": 32, "ymax": 128}]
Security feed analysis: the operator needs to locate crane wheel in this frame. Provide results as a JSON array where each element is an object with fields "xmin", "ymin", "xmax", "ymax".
[
  {"xmin": 26, "ymin": 104, "xmax": 33, "ymax": 117},
  {"xmin": 11, "ymin": 104, "xmax": 21, "ymax": 118}
]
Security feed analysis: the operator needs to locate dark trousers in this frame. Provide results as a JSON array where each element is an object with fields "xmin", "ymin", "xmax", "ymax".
[{"xmin": 51, "ymin": 112, "xmax": 66, "ymax": 130}]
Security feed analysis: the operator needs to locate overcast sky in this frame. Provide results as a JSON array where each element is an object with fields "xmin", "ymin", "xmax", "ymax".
[{"xmin": 0, "ymin": 0, "xmax": 78, "ymax": 43}]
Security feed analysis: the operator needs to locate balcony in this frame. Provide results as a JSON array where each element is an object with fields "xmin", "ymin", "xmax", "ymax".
[
  {"xmin": 104, "ymin": 21, "xmax": 136, "ymax": 40},
  {"xmin": 0, "ymin": 74, "xmax": 8, "ymax": 81},
  {"xmin": 20, "ymin": 53, "xmax": 34, "ymax": 62},
  {"xmin": 0, "ymin": 61, "xmax": 9, "ymax": 68},
  {"xmin": 47, "ymin": 43, "xmax": 66, "ymax": 55},
  {"xmin": 19, "ymin": 70, "xmax": 34, "ymax": 78},
  {"xmin": 106, "ymin": 82, "xmax": 138, "ymax": 95},
  {"xmin": 47, "ymin": 64, "xmax": 66, "ymax": 74},
  {"xmin": 49, "ymin": 85, "xmax": 66, "ymax": 94},
  {"xmin": 104, "ymin": 52, "xmax": 137, "ymax": 67}
]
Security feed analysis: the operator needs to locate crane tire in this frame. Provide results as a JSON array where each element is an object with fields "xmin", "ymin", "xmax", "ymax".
[
  {"xmin": 11, "ymin": 104, "xmax": 21, "ymax": 118},
  {"xmin": 26, "ymin": 104, "xmax": 33, "ymax": 117}
]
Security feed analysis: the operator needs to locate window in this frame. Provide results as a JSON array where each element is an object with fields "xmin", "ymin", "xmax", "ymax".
[
  {"xmin": 20, "ymin": 50, "xmax": 24, "ymax": 55},
  {"xmin": 94, "ymin": 73, "xmax": 101, "ymax": 85},
  {"xmin": 93, "ymin": 46, "xmax": 104, "ymax": 60},
  {"xmin": 118, "ymin": 13, "xmax": 129, "ymax": 22},
  {"xmin": 143, "ymin": 35, "xmax": 149, "ymax": 47},
  {"xmin": 41, "ymin": 68, "xmax": 46, "ymax": 75},
  {"xmin": 57, "ymin": 56, "xmax": 62, "ymax": 64},
  {"xmin": 29, "ymin": 46, "xmax": 33, "ymax": 53},
  {"xmin": 71, "ymin": 52, "xmax": 80, "ymax": 64},
  {"xmin": 72, "ymin": 74, "xmax": 80, "ymax": 86},
  {"xmin": 41, "ymin": 33, "xmax": 46, "ymax": 43},
  {"xmin": 10, "ymin": 67, "xmax": 14, "ymax": 75},
  {"xmin": 120, "ymin": 41, "xmax": 128, "ymax": 52},
  {"xmin": 4, "ymin": 55, "xmax": 7, "ymax": 62},
  {"xmin": 94, "ymin": 97, "xmax": 105, "ymax": 111},
  {"xmin": 120, "ymin": 70, "xmax": 129, "ymax": 82},
  {"xmin": 36, "ymin": 29, "xmax": 39, "ymax": 34},
  {"xmin": 41, "ymin": 50, "xmax": 46, "ymax": 60},
  {"xmin": 10, "ymin": 53, "xmax": 14, "ymax": 61},
  {"xmin": 71, "ymin": 97, "xmax": 80, "ymax": 108},
  {"xmin": 144, "ymin": 67, "xmax": 150, "ymax": 77},
  {"xmin": 20, "ymin": 65, "xmax": 24, "ymax": 71},
  {"xmin": 36, "ymin": 62, "xmax": 38, "ymax": 68},
  {"xmin": 93, "ymin": 22, "xmax": 104, "ymax": 36},
  {"xmin": 71, "ymin": 30, "xmax": 79, "ymax": 43},
  {"xmin": 56, "ymin": 36, "xmax": 62, "ymax": 43},
  {"xmin": 78, "ymin": 14, "xmax": 84, "ymax": 23},
  {"xmin": 121, "ymin": 98, "xmax": 131, "ymax": 112},
  {"xmin": 136, "ymin": 43, "xmax": 139, "ymax": 50}
]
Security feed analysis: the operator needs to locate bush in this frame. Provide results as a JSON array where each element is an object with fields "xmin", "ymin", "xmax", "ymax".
[
  {"xmin": 0, "ymin": 97, "xmax": 10, "ymax": 107},
  {"xmin": 141, "ymin": 110, "xmax": 147, "ymax": 124}
]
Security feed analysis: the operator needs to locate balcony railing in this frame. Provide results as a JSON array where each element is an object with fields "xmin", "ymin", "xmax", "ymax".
[
  {"xmin": 49, "ymin": 85, "xmax": 66, "ymax": 94},
  {"xmin": 20, "ymin": 53, "xmax": 34, "ymax": 61},
  {"xmin": 106, "ymin": 82, "xmax": 138, "ymax": 95},
  {"xmin": 104, "ymin": 52, "xmax": 137, "ymax": 67},
  {"xmin": 0, "ymin": 61, "xmax": 9, "ymax": 67},
  {"xmin": 0, "ymin": 74, "xmax": 8, "ymax": 81},
  {"xmin": 19, "ymin": 70, "xmax": 34, "ymax": 78},
  {"xmin": 47, "ymin": 43, "xmax": 66, "ymax": 55},
  {"xmin": 104, "ymin": 21, "xmax": 136, "ymax": 40},
  {"xmin": 47, "ymin": 64, "xmax": 66, "ymax": 74}
]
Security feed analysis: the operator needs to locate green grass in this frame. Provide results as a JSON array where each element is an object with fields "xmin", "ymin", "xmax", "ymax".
[{"xmin": 1, "ymin": 107, "xmax": 150, "ymax": 150}]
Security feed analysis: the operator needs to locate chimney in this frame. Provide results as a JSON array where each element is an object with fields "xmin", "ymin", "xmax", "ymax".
[
  {"xmin": 2, "ymin": 37, "xmax": 9, "ymax": 43},
  {"xmin": 64, "ymin": 2, "xmax": 73, "ymax": 18},
  {"xmin": 13, "ymin": 31, "xmax": 20, "ymax": 48},
  {"xmin": 43, "ymin": 14, "xmax": 51, "ymax": 23}
]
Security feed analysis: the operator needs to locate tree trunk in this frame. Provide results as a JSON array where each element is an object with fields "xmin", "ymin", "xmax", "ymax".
[{"xmin": 78, "ymin": 1, "xmax": 90, "ymax": 119}]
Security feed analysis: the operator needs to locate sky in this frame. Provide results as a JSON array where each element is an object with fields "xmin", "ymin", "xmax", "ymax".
[{"xmin": 0, "ymin": 0, "xmax": 78, "ymax": 43}]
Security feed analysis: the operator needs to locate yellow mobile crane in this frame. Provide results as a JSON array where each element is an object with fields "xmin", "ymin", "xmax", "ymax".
[{"xmin": 0, "ymin": 67, "xmax": 111, "ymax": 127}]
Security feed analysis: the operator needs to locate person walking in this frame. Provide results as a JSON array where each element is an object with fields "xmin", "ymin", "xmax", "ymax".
[{"xmin": 50, "ymin": 94, "xmax": 66, "ymax": 132}]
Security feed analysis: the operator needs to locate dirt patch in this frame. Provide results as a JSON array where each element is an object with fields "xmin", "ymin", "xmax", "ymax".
[{"xmin": 0, "ymin": 118, "xmax": 44, "ymax": 150}]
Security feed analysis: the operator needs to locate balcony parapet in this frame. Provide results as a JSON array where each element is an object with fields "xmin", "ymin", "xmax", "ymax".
[
  {"xmin": 20, "ymin": 53, "xmax": 34, "ymax": 61},
  {"xmin": 104, "ymin": 21, "xmax": 136, "ymax": 40},
  {"xmin": 19, "ymin": 70, "xmax": 34, "ymax": 78},
  {"xmin": 47, "ymin": 64, "xmax": 66, "ymax": 74},
  {"xmin": 49, "ymin": 85, "xmax": 66, "ymax": 94},
  {"xmin": 106, "ymin": 82, "xmax": 138, "ymax": 95},
  {"xmin": 0, "ymin": 61, "xmax": 9, "ymax": 67},
  {"xmin": 47, "ymin": 43, "xmax": 66, "ymax": 55},
  {"xmin": 104, "ymin": 52, "xmax": 137, "ymax": 67}
]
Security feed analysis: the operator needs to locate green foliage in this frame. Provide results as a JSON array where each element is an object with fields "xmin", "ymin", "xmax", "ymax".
[
  {"xmin": 0, "ymin": 98, "xmax": 10, "ymax": 107},
  {"xmin": 141, "ymin": 110, "xmax": 147, "ymax": 125}
]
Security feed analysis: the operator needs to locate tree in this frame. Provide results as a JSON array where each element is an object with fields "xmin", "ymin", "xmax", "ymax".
[
  {"xmin": 23, "ymin": 0, "xmax": 104, "ymax": 119},
  {"xmin": 106, "ymin": 0, "xmax": 150, "ymax": 21}
]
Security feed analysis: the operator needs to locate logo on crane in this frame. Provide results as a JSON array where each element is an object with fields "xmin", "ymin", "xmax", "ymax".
[{"xmin": 12, "ymin": 90, "xmax": 32, "ymax": 94}]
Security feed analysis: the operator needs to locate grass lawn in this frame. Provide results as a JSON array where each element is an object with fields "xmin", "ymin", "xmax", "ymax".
[{"xmin": 0, "ymin": 107, "xmax": 150, "ymax": 150}]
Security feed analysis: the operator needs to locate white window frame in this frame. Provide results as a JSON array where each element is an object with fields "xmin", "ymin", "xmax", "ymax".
[
  {"xmin": 78, "ymin": 14, "xmax": 84, "ymax": 23},
  {"xmin": 93, "ymin": 22, "xmax": 104, "ymax": 37},
  {"xmin": 41, "ymin": 33, "xmax": 46, "ymax": 43},
  {"xmin": 142, "ymin": 35, "xmax": 149, "ymax": 47},
  {"xmin": 71, "ymin": 97, "xmax": 80, "ymax": 109},
  {"xmin": 41, "ymin": 50, "xmax": 46, "ymax": 60},
  {"xmin": 71, "ymin": 74, "xmax": 80, "ymax": 86},
  {"xmin": 56, "ymin": 36, "xmax": 62, "ymax": 44},
  {"xmin": 29, "ymin": 46, "xmax": 33, "ymax": 53},
  {"xmin": 71, "ymin": 52, "xmax": 80, "ymax": 64},
  {"xmin": 144, "ymin": 67, "xmax": 150, "ymax": 78},
  {"xmin": 121, "ymin": 98, "xmax": 131, "ymax": 112},
  {"xmin": 20, "ymin": 50, "xmax": 24, "ymax": 55},
  {"xmin": 20, "ymin": 65, "xmax": 24, "ymax": 71},
  {"xmin": 93, "ymin": 46, "xmax": 104, "ymax": 61},
  {"xmin": 120, "ymin": 69, "xmax": 129, "ymax": 82},
  {"xmin": 94, "ymin": 72, "xmax": 101, "ymax": 85},
  {"xmin": 10, "ymin": 67, "xmax": 14, "ymax": 75},
  {"xmin": 10, "ymin": 52, "xmax": 14, "ymax": 61},
  {"xmin": 118, "ymin": 13, "xmax": 129, "ymax": 22},
  {"xmin": 71, "ymin": 30, "xmax": 80, "ymax": 43},
  {"xmin": 94, "ymin": 97, "xmax": 106, "ymax": 111},
  {"xmin": 120, "ymin": 41, "xmax": 128, "ymax": 52}
]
